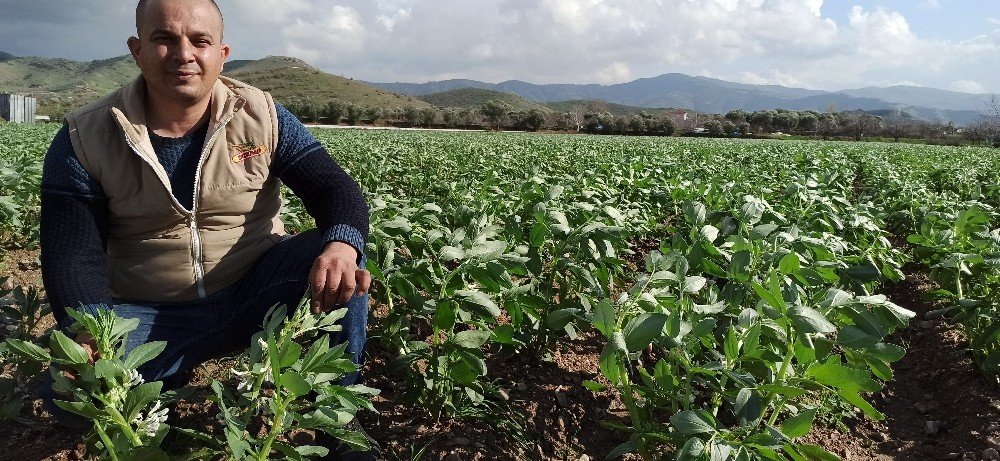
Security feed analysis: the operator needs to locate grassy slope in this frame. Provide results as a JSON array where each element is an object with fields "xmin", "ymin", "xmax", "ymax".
[
  {"xmin": 417, "ymin": 87, "xmax": 551, "ymax": 112},
  {"xmin": 542, "ymin": 100, "xmax": 682, "ymax": 118},
  {"xmin": 0, "ymin": 55, "xmax": 138, "ymax": 117},
  {"xmin": 0, "ymin": 53, "xmax": 428, "ymax": 116},
  {"xmin": 224, "ymin": 56, "xmax": 431, "ymax": 109}
]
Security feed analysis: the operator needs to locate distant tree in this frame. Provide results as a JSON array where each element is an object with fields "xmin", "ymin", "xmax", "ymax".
[
  {"xmin": 324, "ymin": 100, "xmax": 345, "ymax": 124},
  {"xmin": 441, "ymin": 108, "xmax": 460, "ymax": 127},
  {"xmin": 773, "ymin": 110, "xmax": 799, "ymax": 132},
  {"xmin": 655, "ymin": 117, "xmax": 676, "ymax": 136},
  {"xmin": 737, "ymin": 121, "xmax": 751, "ymax": 136},
  {"xmin": 725, "ymin": 109, "xmax": 748, "ymax": 125},
  {"xmin": 515, "ymin": 108, "xmax": 547, "ymax": 131},
  {"xmin": 364, "ymin": 106, "xmax": 383, "ymax": 125},
  {"xmin": 749, "ymin": 110, "xmax": 775, "ymax": 133},
  {"xmin": 402, "ymin": 106, "xmax": 421, "ymax": 126},
  {"xmin": 704, "ymin": 120, "xmax": 724, "ymax": 136},
  {"xmin": 418, "ymin": 107, "xmax": 438, "ymax": 127},
  {"xmin": 817, "ymin": 114, "xmax": 838, "ymax": 138},
  {"xmin": 797, "ymin": 113, "xmax": 818, "ymax": 133},
  {"xmin": 345, "ymin": 103, "xmax": 364, "ymax": 125},
  {"xmin": 842, "ymin": 112, "xmax": 883, "ymax": 141},
  {"xmin": 481, "ymin": 100, "xmax": 513, "ymax": 130},
  {"xmin": 978, "ymin": 94, "xmax": 1000, "ymax": 147},
  {"xmin": 721, "ymin": 120, "xmax": 736, "ymax": 136}
]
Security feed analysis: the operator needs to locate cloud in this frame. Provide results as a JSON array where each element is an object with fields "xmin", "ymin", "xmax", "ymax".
[
  {"xmin": 1, "ymin": 0, "xmax": 998, "ymax": 93},
  {"xmin": 950, "ymin": 80, "xmax": 985, "ymax": 93}
]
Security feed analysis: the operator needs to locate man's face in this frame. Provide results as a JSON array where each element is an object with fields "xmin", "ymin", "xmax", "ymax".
[{"xmin": 128, "ymin": 0, "xmax": 229, "ymax": 105}]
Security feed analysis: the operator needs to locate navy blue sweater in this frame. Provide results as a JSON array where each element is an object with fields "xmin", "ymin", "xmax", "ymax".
[{"xmin": 40, "ymin": 103, "xmax": 368, "ymax": 325}]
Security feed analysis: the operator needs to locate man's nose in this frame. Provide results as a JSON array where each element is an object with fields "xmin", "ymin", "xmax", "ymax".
[{"xmin": 171, "ymin": 38, "xmax": 196, "ymax": 62}]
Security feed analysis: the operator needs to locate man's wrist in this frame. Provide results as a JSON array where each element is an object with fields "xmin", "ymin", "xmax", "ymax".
[{"xmin": 323, "ymin": 224, "xmax": 365, "ymax": 265}]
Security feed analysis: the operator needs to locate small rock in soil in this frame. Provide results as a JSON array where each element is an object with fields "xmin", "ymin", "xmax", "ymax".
[
  {"xmin": 926, "ymin": 420, "xmax": 944, "ymax": 435},
  {"xmin": 555, "ymin": 392, "xmax": 569, "ymax": 407},
  {"xmin": 447, "ymin": 437, "xmax": 470, "ymax": 446},
  {"xmin": 1, "ymin": 279, "xmax": 12, "ymax": 290},
  {"xmin": 948, "ymin": 453, "xmax": 961, "ymax": 459},
  {"xmin": 919, "ymin": 320, "xmax": 934, "ymax": 328},
  {"xmin": 983, "ymin": 448, "xmax": 1000, "ymax": 460},
  {"xmin": 497, "ymin": 389, "xmax": 509, "ymax": 401},
  {"xmin": 515, "ymin": 382, "xmax": 527, "ymax": 391},
  {"xmin": 579, "ymin": 455, "xmax": 591, "ymax": 461},
  {"xmin": 989, "ymin": 437, "xmax": 1000, "ymax": 450}
]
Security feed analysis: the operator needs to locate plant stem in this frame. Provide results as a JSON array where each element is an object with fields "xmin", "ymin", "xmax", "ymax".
[
  {"xmin": 257, "ymin": 396, "xmax": 286, "ymax": 461},
  {"xmin": 94, "ymin": 422, "xmax": 122, "ymax": 461}
]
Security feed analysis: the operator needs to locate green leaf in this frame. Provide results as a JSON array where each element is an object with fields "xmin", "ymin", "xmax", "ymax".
[
  {"xmin": 622, "ymin": 313, "xmax": 667, "ymax": 352},
  {"xmin": 435, "ymin": 301, "xmax": 456, "ymax": 331},
  {"xmin": 682, "ymin": 276, "xmax": 707, "ymax": 294},
  {"xmin": 439, "ymin": 246, "xmax": 464, "ymax": 261},
  {"xmin": 454, "ymin": 290, "xmax": 501, "ymax": 318},
  {"xmin": 4, "ymin": 339, "xmax": 51, "ymax": 362},
  {"xmin": 778, "ymin": 252, "xmax": 801, "ymax": 274},
  {"xmin": 452, "ymin": 330, "xmax": 491, "ymax": 349},
  {"xmin": 797, "ymin": 444, "xmax": 841, "ymax": 461},
  {"xmin": 780, "ymin": 409, "xmax": 816, "ymax": 438},
  {"xmin": 468, "ymin": 240, "xmax": 506, "ymax": 260},
  {"xmin": 788, "ymin": 306, "xmax": 836, "ymax": 334},
  {"xmin": 54, "ymin": 399, "xmax": 102, "ymax": 419},
  {"xmin": 592, "ymin": 300, "xmax": 616, "ymax": 337},
  {"xmin": 50, "ymin": 330, "xmax": 89, "ymax": 364},
  {"xmin": 676, "ymin": 437, "xmax": 706, "ymax": 461},
  {"xmin": 753, "ymin": 281, "xmax": 784, "ymax": 311},
  {"xmin": 124, "ymin": 381, "xmax": 163, "ymax": 421},
  {"xmin": 670, "ymin": 409, "xmax": 717, "ymax": 435},
  {"xmin": 599, "ymin": 336, "xmax": 625, "ymax": 385},
  {"xmin": 582, "ymin": 380, "xmax": 606, "ymax": 392},
  {"xmin": 280, "ymin": 371, "xmax": 311, "ymax": 397},
  {"xmin": 124, "ymin": 341, "xmax": 167, "ymax": 370}
]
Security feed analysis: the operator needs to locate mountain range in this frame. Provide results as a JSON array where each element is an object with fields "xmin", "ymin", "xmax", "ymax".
[
  {"xmin": 0, "ymin": 51, "xmax": 990, "ymax": 126},
  {"xmin": 371, "ymin": 74, "xmax": 991, "ymax": 127}
]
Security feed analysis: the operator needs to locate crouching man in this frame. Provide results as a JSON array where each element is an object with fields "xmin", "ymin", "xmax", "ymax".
[{"xmin": 38, "ymin": 0, "xmax": 377, "ymax": 458}]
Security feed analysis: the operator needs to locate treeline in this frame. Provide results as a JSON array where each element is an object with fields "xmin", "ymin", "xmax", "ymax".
[
  {"xmin": 281, "ymin": 98, "xmax": 677, "ymax": 136},
  {"xmin": 282, "ymin": 96, "xmax": 1000, "ymax": 147}
]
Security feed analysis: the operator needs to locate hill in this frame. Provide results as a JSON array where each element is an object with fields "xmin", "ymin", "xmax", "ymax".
[
  {"xmin": 0, "ymin": 53, "xmax": 429, "ymax": 117},
  {"xmin": 224, "ymin": 56, "xmax": 430, "ymax": 109},
  {"xmin": 0, "ymin": 54, "xmax": 138, "ymax": 117},
  {"xmin": 372, "ymin": 74, "xmax": 991, "ymax": 126},
  {"xmin": 417, "ymin": 87, "xmax": 549, "ymax": 112}
]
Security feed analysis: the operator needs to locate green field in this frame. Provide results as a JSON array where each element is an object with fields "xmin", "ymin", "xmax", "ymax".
[{"xmin": 1, "ymin": 124, "xmax": 998, "ymax": 459}]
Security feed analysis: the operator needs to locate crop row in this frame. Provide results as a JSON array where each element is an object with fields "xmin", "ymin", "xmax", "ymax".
[{"xmin": 0, "ymin": 124, "xmax": 998, "ymax": 459}]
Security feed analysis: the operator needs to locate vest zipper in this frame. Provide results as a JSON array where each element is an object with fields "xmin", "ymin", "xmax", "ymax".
[
  {"xmin": 118, "ymin": 109, "xmax": 237, "ymax": 300},
  {"xmin": 190, "ymin": 112, "xmax": 237, "ymax": 298}
]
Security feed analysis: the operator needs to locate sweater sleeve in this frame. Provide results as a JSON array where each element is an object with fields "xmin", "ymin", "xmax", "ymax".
[
  {"xmin": 40, "ymin": 125, "xmax": 112, "ymax": 329},
  {"xmin": 272, "ymin": 104, "xmax": 369, "ymax": 261}
]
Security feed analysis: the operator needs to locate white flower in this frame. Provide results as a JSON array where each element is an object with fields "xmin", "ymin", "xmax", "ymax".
[
  {"xmin": 133, "ymin": 400, "xmax": 169, "ymax": 437},
  {"xmin": 232, "ymin": 368, "xmax": 254, "ymax": 391},
  {"xmin": 123, "ymin": 369, "xmax": 144, "ymax": 387}
]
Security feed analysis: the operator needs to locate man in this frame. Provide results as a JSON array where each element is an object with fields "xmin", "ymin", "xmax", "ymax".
[{"xmin": 39, "ymin": 0, "xmax": 376, "ymax": 458}]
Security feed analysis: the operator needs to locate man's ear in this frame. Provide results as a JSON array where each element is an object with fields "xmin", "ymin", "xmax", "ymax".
[
  {"xmin": 127, "ymin": 36, "xmax": 141, "ymax": 67},
  {"xmin": 221, "ymin": 43, "xmax": 231, "ymax": 61}
]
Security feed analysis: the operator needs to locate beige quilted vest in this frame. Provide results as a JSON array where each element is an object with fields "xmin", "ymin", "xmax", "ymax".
[{"xmin": 64, "ymin": 75, "xmax": 286, "ymax": 302}]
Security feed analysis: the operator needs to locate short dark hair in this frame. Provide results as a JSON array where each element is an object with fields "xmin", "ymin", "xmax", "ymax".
[{"xmin": 135, "ymin": 0, "xmax": 224, "ymax": 36}]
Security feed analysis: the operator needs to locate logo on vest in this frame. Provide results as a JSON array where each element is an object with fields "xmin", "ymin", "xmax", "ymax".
[{"xmin": 230, "ymin": 141, "xmax": 269, "ymax": 163}]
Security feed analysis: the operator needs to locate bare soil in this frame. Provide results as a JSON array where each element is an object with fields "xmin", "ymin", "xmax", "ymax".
[{"xmin": 1, "ymin": 251, "xmax": 998, "ymax": 461}]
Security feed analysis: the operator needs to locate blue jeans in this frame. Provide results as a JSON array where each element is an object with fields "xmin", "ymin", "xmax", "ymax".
[{"xmin": 40, "ymin": 229, "xmax": 369, "ymax": 426}]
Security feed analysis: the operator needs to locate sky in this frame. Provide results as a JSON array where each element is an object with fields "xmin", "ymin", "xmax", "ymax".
[{"xmin": 1, "ymin": 0, "xmax": 998, "ymax": 93}]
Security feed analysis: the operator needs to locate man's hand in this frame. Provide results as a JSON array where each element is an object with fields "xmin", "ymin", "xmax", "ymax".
[
  {"xmin": 75, "ymin": 331, "xmax": 98, "ymax": 364},
  {"xmin": 309, "ymin": 241, "xmax": 371, "ymax": 313}
]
